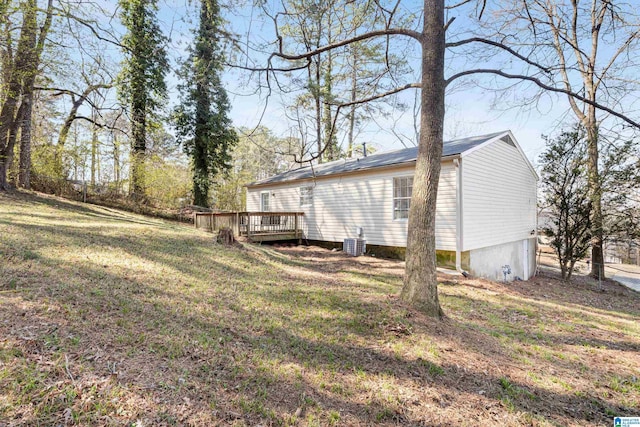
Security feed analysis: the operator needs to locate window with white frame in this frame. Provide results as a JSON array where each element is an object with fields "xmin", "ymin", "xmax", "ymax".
[
  {"xmin": 393, "ymin": 177, "xmax": 413, "ymax": 220},
  {"xmin": 260, "ymin": 192, "xmax": 270, "ymax": 211},
  {"xmin": 300, "ymin": 186, "xmax": 313, "ymax": 206}
]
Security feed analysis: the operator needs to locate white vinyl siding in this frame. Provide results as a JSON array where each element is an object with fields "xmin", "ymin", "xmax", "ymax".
[
  {"xmin": 461, "ymin": 138, "xmax": 537, "ymax": 251},
  {"xmin": 247, "ymin": 161, "xmax": 458, "ymax": 251}
]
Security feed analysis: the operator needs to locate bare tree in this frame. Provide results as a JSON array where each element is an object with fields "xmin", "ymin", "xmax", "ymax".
[
  {"xmin": 56, "ymin": 85, "xmax": 113, "ymax": 172},
  {"xmin": 259, "ymin": 0, "xmax": 411, "ymax": 163},
  {"xmin": 250, "ymin": 0, "xmax": 444, "ymax": 316},
  {"xmin": 41, "ymin": 0, "xmax": 121, "ymax": 180},
  {"xmin": 35, "ymin": 80, "xmax": 113, "ymax": 178},
  {"xmin": 271, "ymin": 0, "xmax": 342, "ymax": 163},
  {"xmin": 448, "ymin": 0, "xmax": 640, "ymax": 278}
]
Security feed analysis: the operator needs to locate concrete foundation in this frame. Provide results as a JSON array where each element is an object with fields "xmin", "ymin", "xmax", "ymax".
[
  {"xmin": 305, "ymin": 238, "xmax": 538, "ymax": 282},
  {"xmin": 307, "ymin": 240, "xmax": 457, "ymax": 266},
  {"xmin": 467, "ymin": 238, "xmax": 537, "ymax": 281}
]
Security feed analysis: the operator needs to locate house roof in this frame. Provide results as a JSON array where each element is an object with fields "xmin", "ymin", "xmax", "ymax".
[{"xmin": 247, "ymin": 131, "xmax": 510, "ymax": 187}]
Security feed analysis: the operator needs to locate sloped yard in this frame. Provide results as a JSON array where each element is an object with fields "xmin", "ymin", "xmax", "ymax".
[{"xmin": 1, "ymin": 191, "xmax": 638, "ymax": 426}]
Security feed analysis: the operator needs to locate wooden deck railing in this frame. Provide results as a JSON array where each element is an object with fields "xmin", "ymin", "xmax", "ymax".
[
  {"xmin": 194, "ymin": 211, "xmax": 304, "ymax": 241},
  {"xmin": 194, "ymin": 211, "xmax": 238, "ymax": 233}
]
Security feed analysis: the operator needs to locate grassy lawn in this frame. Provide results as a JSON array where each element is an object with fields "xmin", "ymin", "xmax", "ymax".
[{"xmin": 1, "ymin": 191, "xmax": 639, "ymax": 426}]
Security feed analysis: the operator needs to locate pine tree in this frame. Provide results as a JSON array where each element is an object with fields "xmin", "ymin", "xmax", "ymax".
[
  {"xmin": 174, "ymin": 0, "xmax": 237, "ymax": 207},
  {"xmin": 541, "ymin": 128, "xmax": 592, "ymax": 282},
  {"xmin": 117, "ymin": 0, "xmax": 168, "ymax": 200}
]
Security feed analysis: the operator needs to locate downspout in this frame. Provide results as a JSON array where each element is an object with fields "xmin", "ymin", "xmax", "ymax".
[{"xmin": 454, "ymin": 157, "xmax": 463, "ymax": 273}]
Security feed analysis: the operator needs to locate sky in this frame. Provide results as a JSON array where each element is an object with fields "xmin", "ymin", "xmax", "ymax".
[
  {"xmin": 206, "ymin": 0, "xmax": 578, "ymax": 166},
  {"xmin": 71, "ymin": 0, "xmax": 637, "ymax": 168}
]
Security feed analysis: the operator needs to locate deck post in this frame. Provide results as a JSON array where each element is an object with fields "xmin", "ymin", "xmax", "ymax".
[
  {"xmin": 234, "ymin": 212, "xmax": 239, "ymax": 236},
  {"xmin": 247, "ymin": 213, "xmax": 252, "ymax": 239}
]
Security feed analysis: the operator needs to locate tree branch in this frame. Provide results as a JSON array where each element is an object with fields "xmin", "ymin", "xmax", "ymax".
[
  {"xmin": 325, "ymin": 83, "xmax": 421, "ymax": 108},
  {"xmin": 225, "ymin": 61, "xmax": 310, "ymax": 73},
  {"xmin": 446, "ymin": 37, "xmax": 551, "ymax": 73},
  {"xmin": 446, "ymin": 68, "xmax": 640, "ymax": 128},
  {"xmin": 54, "ymin": 6, "xmax": 125, "ymax": 50},
  {"xmin": 73, "ymin": 115, "xmax": 126, "ymax": 134},
  {"xmin": 35, "ymin": 0, "xmax": 53, "ymax": 58},
  {"xmin": 445, "ymin": 0, "xmax": 475, "ymax": 9},
  {"xmin": 595, "ymin": 27, "xmax": 640, "ymax": 92},
  {"xmin": 271, "ymin": 28, "xmax": 422, "ymax": 63},
  {"xmin": 34, "ymin": 85, "xmax": 112, "ymax": 112}
]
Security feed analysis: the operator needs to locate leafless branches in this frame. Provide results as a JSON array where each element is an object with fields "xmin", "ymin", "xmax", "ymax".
[
  {"xmin": 233, "ymin": 0, "xmax": 640, "ymax": 172},
  {"xmin": 325, "ymin": 82, "xmax": 421, "ymax": 108},
  {"xmin": 446, "ymin": 68, "xmax": 640, "ymax": 128},
  {"xmin": 446, "ymin": 37, "xmax": 551, "ymax": 73}
]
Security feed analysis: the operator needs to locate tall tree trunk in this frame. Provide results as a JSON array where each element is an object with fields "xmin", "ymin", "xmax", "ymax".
[
  {"xmin": 73, "ymin": 122, "xmax": 79, "ymax": 181},
  {"xmin": 322, "ymin": 23, "xmax": 337, "ymax": 161},
  {"xmin": 2, "ymin": 0, "xmax": 53, "ymax": 188},
  {"xmin": 129, "ymin": 94, "xmax": 146, "ymax": 199},
  {"xmin": 97, "ymin": 141, "xmax": 101, "ymax": 184},
  {"xmin": 347, "ymin": 49, "xmax": 357, "ymax": 158},
  {"xmin": 585, "ymin": 112, "xmax": 604, "ymax": 279},
  {"xmin": 176, "ymin": 0, "xmax": 236, "ymax": 208},
  {"xmin": 0, "ymin": 64, "xmax": 25, "ymax": 189},
  {"xmin": 0, "ymin": 0, "xmax": 12, "ymax": 96},
  {"xmin": 193, "ymin": 139, "xmax": 209, "ymax": 207},
  {"xmin": 0, "ymin": 0, "xmax": 37, "ymax": 189},
  {"xmin": 193, "ymin": 75, "xmax": 209, "ymax": 207},
  {"xmin": 314, "ymin": 57, "xmax": 322, "ymax": 163},
  {"xmin": 113, "ymin": 134, "xmax": 120, "ymax": 191},
  {"xmin": 91, "ymin": 116, "xmax": 97, "ymax": 187},
  {"xmin": 119, "ymin": 0, "xmax": 167, "ymax": 201},
  {"xmin": 0, "ymin": 34, "xmax": 27, "ymax": 189},
  {"xmin": 17, "ymin": 83, "xmax": 35, "ymax": 189},
  {"xmin": 400, "ymin": 0, "xmax": 444, "ymax": 318},
  {"xmin": 323, "ymin": 52, "xmax": 334, "ymax": 160},
  {"xmin": 567, "ymin": 259, "xmax": 578, "ymax": 282},
  {"xmin": 18, "ymin": 91, "xmax": 32, "ymax": 188},
  {"xmin": 0, "ymin": 101, "xmax": 19, "ymax": 189},
  {"xmin": 2, "ymin": 102, "xmax": 24, "ymax": 188}
]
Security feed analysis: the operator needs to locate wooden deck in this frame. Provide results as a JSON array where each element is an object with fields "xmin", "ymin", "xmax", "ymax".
[{"xmin": 194, "ymin": 211, "xmax": 304, "ymax": 242}]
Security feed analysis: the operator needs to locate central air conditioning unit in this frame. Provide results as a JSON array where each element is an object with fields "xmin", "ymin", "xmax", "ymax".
[{"xmin": 343, "ymin": 238, "xmax": 366, "ymax": 256}]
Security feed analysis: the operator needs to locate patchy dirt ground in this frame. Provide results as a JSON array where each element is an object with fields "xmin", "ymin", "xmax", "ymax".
[{"xmin": 1, "ymin": 191, "xmax": 639, "ymax": 426}]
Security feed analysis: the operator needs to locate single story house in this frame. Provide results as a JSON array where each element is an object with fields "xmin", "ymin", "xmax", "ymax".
[{"xmin": 246, "ymin": 130, "xmax": 538, "ymax": 281}]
